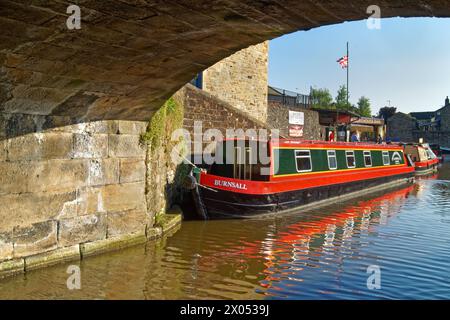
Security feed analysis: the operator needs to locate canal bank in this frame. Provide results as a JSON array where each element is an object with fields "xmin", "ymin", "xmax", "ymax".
[{"xmin": 1, "ymin": 162, "xmax": 449, "ymax": 299}]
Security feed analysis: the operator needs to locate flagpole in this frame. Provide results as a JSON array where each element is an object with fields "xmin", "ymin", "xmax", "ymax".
[{"xmin": 347, "ymin": 41, "xmax": 349, "ymax": 105}]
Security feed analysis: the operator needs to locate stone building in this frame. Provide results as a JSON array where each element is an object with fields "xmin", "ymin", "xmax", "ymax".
[
  {"xmin": 386, "ymin": 96, "xmax": 450, "ymax": 146},
  {"xmin": 386, "ymin": 112, "xmax": 416, "ymax": 142},
  {"xmin": 191, "ymin": 42, "xmax": 269, "ymax": 123}
]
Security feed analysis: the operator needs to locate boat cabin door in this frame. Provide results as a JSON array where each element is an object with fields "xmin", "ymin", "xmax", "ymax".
[{"xmin": 233, "ymin": 146, "xmax": 253, "ymax": 180}]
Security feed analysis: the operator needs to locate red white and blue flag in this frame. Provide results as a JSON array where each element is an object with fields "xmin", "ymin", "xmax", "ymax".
[{"xmin": 337, "ymin": 55, "xmax": 348, "ymax": 69}]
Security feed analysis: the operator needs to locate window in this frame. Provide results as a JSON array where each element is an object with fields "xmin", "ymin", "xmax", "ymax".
[
  {"xmin": 295, "ymin": 150, "xmax": 312, "ymax": 172},
  {"xmin": 327, "ymin": 150, "xmax": 337, "ymax": 170},
  {"xmin": 363, "ymin": 151, "xmax": 372, "ymax": 167},
  {"xmin": 346, "ymin": 151, "xmax": 356, "ymax": 168},
  {"xmin": 382, "ymin": 151, "xmax": 390, "ymax": 165}
]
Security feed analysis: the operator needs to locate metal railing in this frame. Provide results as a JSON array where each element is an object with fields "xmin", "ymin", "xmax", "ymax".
[{"xmin": 268, "ymin": 87, "xmax": 311, "ymax": 108}]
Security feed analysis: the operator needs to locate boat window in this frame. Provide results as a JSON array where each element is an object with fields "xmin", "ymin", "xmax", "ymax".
[
  {"xmin": 363, "ymin": 151, "xmax": 372, "ymax": 167},
  {"xmin": 426, "ymin": 149, "xmax": 436, "ymax": 160},
  {"xmin": 295, "ymin": 150, "xmax": 312, "ymax": 172},
  {"xmin": 382, "ymin": 151, "xmax": 390, "ymax": 165},
  {"xmin": 327, "ymin": 150, "xmax": 337, "ymax": 170},
  {"xmin": 346, "ymin": 151, "xmax": 356, "ymax": 168}
]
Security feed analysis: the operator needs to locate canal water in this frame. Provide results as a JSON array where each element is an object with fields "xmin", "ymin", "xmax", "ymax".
[{"xmin": 1, "ymin": 163, "xmax": 450, "ymax": 300}]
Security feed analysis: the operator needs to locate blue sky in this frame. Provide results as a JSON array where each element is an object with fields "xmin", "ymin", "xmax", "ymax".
[{"xmin": 268, "ymin": 18, "xmax": 450, "ymax": 114}]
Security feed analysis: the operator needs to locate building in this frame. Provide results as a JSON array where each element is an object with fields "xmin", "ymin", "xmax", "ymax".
[
  {"xmin": 350, "ymin": 117, "xmax": 385, "ymax": 142},
  {"xmin": 386, "ymin": 96, "xmax": 450, "ymax": 147}
]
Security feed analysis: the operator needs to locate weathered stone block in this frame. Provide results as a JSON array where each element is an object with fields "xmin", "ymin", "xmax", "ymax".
[
  {"xmin": 0, "ymin": 189, "xmax": 77, "ymax": 232},
  {"xmin": 79, "ymin": 183, "xmax": 146, "ymax": 215},
  {"xmin": 88, "ymin": 158, "xmax": 119, "ymax": 186},
  {"xmin": 13, "ymin": 221, "xmax": 58, "ymax": 258},
  {"xmin": 25, "ymin": 245, "xmax": 80, "ymax": 271},
  {"xmin": 108, "ymin": 134, "xmax": 145, "ymax": 158},
  {"xmin": 0, "ymin": 140, "xmax": 6, "ymax": 161},
  {"xmin": 101, "ymin": 182, "xmax": 146, "ymax": 213},
  {"xmin": 72, "ymin": 133, "xmax": 108, "ymax": 158},
  {"xmin": 0, "ymin": 160, "xmax": 88, "ymax": 194},
  {"xmin": 118, "ymin": 121, "xmax": 147, "ymax": 135},
  {"xmin": 77, "ymin": 186, "xmax": 106, "ymax": 215},
  {"xmin": 7, "ymin": 132, "xmax": 73, "ymax": 161},
  {"xmin": 30, "ymin": 159, "xmax": 89, "ymax": 193},
  {"xmin": 58, "ymin": 213, "xmax": 107, "ymax": 247},
  {"xmin": 0, "ymin": 232, "xmax": 13, "ymax": 262},
  {"xmin": 107, "ymin": 209, "xmax": 148, "ymax": 237},
  {"xmin": 119, "ymin": 158, "xmax": 145, "ymax": 183}
]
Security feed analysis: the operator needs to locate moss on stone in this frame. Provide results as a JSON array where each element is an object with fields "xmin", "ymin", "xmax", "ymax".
[{"xmin": 140, "ymin": 97, "xmax": 184, "ymax": 151}]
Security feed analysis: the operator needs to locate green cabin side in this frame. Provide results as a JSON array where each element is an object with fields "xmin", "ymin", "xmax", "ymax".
[{"xmin": 273, "ymin": 148, "xmax": 405, "ymax": 176}]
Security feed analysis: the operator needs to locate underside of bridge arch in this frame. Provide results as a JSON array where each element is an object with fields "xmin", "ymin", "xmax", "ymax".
[{"xmin": 1, "ymin": 0, "xmax": 450, "ymax": 121}]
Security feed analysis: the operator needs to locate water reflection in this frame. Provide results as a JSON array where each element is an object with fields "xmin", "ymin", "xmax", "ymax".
[{"xmin": 1, "ymin": 165, "xmax": 450, "ymax": 299}]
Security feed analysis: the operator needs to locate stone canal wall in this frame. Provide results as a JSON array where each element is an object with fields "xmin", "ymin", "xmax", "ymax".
[
  {"xmin": 178, "ymin": 84, "xmax": 268, "ymax": 149},
  {"xmin": 0, "ymin": 113, "xmax": 182, "ymax": 278},
  {"xmin": 267, "ymin": 101, "xmax": 324, "ymax": 139}
]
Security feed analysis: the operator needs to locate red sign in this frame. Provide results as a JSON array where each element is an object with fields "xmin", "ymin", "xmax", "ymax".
[{"xmin": 289, "ymin": 125, "xmax": 304, "ymax": 137}]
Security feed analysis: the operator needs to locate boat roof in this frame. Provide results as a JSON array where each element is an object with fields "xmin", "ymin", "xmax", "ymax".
[{"xmin": 219, "ymin": 138, "xmax": 404, "ymax": 150}]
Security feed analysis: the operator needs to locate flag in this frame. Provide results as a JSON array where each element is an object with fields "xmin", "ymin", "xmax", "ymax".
[{"xmin": 337, "ymin": 55, "xmax": 348, "ymax": 69}]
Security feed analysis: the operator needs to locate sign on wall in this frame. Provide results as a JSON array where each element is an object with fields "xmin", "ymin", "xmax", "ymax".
[
  {"xmin": 289, "ymin": 111, "xmax": 304, "ymax": 125},
  {"xmin": 289, "ymin": 125, "xmax": 304, "ymax": 137}
]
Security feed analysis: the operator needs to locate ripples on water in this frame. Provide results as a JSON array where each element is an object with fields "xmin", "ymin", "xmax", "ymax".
[{"xmin": 1, "ymin": 163, "xmax": 450, "ymax": 300}]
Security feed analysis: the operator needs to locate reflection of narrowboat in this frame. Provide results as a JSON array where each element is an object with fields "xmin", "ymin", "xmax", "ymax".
[
  {"xmin": 441, "ymin": 146, "xmax": 450, "ymax": 159},
  {"xmin": 403, "ymin": 143, "xmax": 439, "ymax": 175},
  {"xmin": 188, "ymin": 139, "xmax": 415, "ymax": 218},
  {"xmin": 429, "ymin": 144, "xmax": 444, "ymax": 162}
]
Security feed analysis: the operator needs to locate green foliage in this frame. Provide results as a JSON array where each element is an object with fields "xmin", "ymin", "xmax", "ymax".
[
  {"xmin": 378, "ymin": 106, "xmax": 397, "ymax": 121},
  {"xmin": 311, "ymin": 88, "xmax": 333, "ymax": 109},
  {"xmin": 154, "ymin": 209, "xmax": 167, "ymax": 228},
  {"xmin": 357, "ymin": 96, "xmax": 372, "ymax": 117},
  {"xmin": 335, "ymin": 85, "xmax": 352, "ymax": 111},
  {"xmin": 140, "ymin": 97, "xmax": 184, "ymax": 151}
]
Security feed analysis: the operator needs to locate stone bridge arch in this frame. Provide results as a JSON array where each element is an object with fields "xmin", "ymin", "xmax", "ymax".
[{"xmin": 1, "ymin": 0, "xmax": 449, "ymax": 122}]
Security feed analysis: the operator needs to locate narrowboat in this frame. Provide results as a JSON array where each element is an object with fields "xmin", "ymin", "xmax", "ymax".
[
  {"xmin": 187, "ymin": 138, "xmax": 415, "ymax": 219},
  {"xmin": 403, "ymin": 143, "xmax": 439, "ymax": 175}
]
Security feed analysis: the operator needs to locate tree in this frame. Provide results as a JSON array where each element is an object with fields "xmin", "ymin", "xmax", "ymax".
[
  {"xmin": 357, "ymin": 96, "xmax": 372, "ymax": 117},
  {"xmin": 378, "ymin": 106, "xmax": 397, "ymax": 122},
  {"xmin": 335, "ymin": 85, "xmax": 352, "ymax": 111},
  {"xmin": 310, "ymin": 88, "xmax": 333, "ymax": 109}
]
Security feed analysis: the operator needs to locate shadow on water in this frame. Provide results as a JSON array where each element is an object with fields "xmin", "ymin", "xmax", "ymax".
[{"xmin": 1, "ymin": 163, "xmax": 450, "ymax": 299}]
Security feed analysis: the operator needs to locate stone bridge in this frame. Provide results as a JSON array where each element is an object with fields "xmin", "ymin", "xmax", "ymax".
[{"xmin": 1, "ymin": 0, "xmax": 450, "ymax": 277}]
